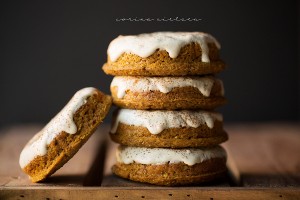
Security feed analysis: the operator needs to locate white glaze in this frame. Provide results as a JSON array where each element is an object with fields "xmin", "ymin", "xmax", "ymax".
[
  {"xmin": 107, "ymin": 32, "xmax": 220, "ymax": 62},
  {"xmin": 111, "ymin": 109, "xmax": 223, "ymax": 134},
  {"xmin": 111, "ymin": 76, "xmax": 223, "ymax": 98},
  {"xmin": 116, "ymin": 145, "xmax": 226, "ymax": 166},
  {"xmin": 19, "ymin": 87, "xmax": 97, "ymax": 168}
]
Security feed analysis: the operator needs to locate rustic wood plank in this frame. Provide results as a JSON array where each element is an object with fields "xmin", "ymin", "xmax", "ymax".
[
  {"xmin": 1, "ymin": 187, "xmax": 299, "ymax": 200},
  {"xmin": 1, "ymin": 122, "xmax": 300, "ymax": 197},
  {"xmin": 83, "ymin": 125, "xmax": 110, "ymax": 186},
  {"xmin": 223, "ymin": 123, "xmax": 300, "ymax": 187},
  {"xmin": 0, "ymin": 124, "xmax": 109, "ymax": 187},
  {"xmin": 103, "ymin": 137, "xmax": 118, "ymax": 177},
  {"xmin": 225, "ymin": 146, "xmax": 241, "ymax": 186}
]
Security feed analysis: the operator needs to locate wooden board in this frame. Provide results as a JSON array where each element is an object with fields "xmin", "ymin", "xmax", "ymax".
[
  {"xmin": 0, "ymin": 123, "xmax": 300, "ymax": 199},
  {"xmin": 224, "ymin": 123, "xmax": 300, "ymax": 187}
]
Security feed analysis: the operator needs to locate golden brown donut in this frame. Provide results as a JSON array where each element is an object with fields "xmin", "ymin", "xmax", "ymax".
[
  {"xmin": 19, "ymin": 88, "xmax": 112, "ymax": 182},
  {"xmin": 103, "ymin": 32, "xmax": 225, "ymax": 76},
  {"xmin": 113, "ymin": 145, "xmax": 227, "ymax": 186},
  {"xmin": 110, "ymin": 76, "xmax": 226, "ymax": 110},
  {"xmin": 110, "ymin": 109, "xmax": 228, "ymax": 148}
]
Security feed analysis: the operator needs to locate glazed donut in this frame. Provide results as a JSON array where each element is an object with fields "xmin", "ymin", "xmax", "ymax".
[
  {"xmin": 110, "ymin": 76, "xmax": 226, "ymax": 110},
  {"xmin": 113, "ymin": 145, "xmax": 227, "ymax": 186},
  {"xmin": 103, "ymin": 32, "xmax": 225, "ymax": 76},
  {"xmin": 19, "ymin": 87, "xmax": 112, "ymax": 182},
  {"xmin": 110, "ymin": 109, "xmax": 228, "ymax": 148}
]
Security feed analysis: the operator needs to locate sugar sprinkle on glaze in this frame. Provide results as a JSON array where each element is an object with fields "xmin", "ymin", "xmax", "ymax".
[
  {"xmin": 111, "ymin": 109, "xmax": 223, "ymax": 134},
  {"xmin": 116, "ymin": 145, "xmax": 226, "ymax": 166},
  {"xmin": 111, "ymin": 76, "xmax": 223, "ymax": 99}
]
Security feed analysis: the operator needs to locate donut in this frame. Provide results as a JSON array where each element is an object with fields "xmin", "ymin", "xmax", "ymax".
[
  {"xmin": 110, "ymin": 109, "xmax": 228, "ymax": 148},
  {"xmin": 110, "ymin": 76, "xmax": 226, "ymax": 110},
  {"xmin": 19, "ymin": 87, "xmax": 112, "ymax": 182},
  {"xmin": 103, "ymin": 32, "xmax": 225, "ymax": 76},
  {"xmin": 112, "ymin": 145, "xmax": 227, "ymax": 186}
]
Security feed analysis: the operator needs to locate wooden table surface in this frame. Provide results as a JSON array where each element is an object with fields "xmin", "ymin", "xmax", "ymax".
[{"xmin": 0, "ymin": 123, "xmax": 300, "ymax": 199}]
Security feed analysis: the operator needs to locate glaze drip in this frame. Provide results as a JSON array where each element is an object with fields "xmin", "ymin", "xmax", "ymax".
[
  {"xmin": 111, "ymin": 76, "xmax": 222, "ymax": 98},
  {"xmin": 19, "ymin": 87, "xmax": 97, "ymax": 168},
  {"xmin": 108, "ymin": 32, "xmax": 221, "ymax": 62},
  {"xmin": 111, "ymin": 109, "xmax": 223, "ymax": 134},
  {"xmin": 116, "ymin": 145, "xmax": 226, "ymax": 166}
]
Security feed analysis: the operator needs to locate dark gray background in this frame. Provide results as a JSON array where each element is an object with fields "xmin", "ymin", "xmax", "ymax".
[{"xmin": 0, "ymin": 0, "xmax": 299, "ymax": 128}]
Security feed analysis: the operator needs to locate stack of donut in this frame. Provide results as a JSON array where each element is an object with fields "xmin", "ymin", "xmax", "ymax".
[{"xmin": 103, "ymin": 32, "xmax": 228, "ymax": 186}]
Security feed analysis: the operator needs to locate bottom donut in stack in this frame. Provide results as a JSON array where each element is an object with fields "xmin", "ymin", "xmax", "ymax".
[
  {"xmin": 110, "ymin": 109, "xmax": 228, "ymax": 186},
  {"xmin": 113, "ymin": 146, "xmax": 227, "ymax": 186}
]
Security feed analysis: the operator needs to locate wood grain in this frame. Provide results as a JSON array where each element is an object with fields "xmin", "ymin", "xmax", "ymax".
[
  {"xmin": 223, "ymin": 123, "xmax": 300, "ymax": 187},
  {"xmin": 1, "ymin": 187, "xmax": 299, "ymax": 200},
  {"xmin": 0, "ymin": 123, "xmax": 300, "ymax": 199}
]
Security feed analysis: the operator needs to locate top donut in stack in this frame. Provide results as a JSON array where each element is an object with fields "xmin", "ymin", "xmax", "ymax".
[{"xmin": 103, "ymin": 32, "xmax": 225, "ymax": 76}]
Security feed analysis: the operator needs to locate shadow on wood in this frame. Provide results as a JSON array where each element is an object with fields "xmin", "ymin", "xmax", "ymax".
[
  {"xmin": 42, "ymin": 175, "xmax": 86, "ymax": 186},
  {"xmin": 83, "ymin": 136, "xmax": 108, "ymax": 186},
  {"xmin": 241, "ymin": 173, "xmax": 300, "ymax": 187}
]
